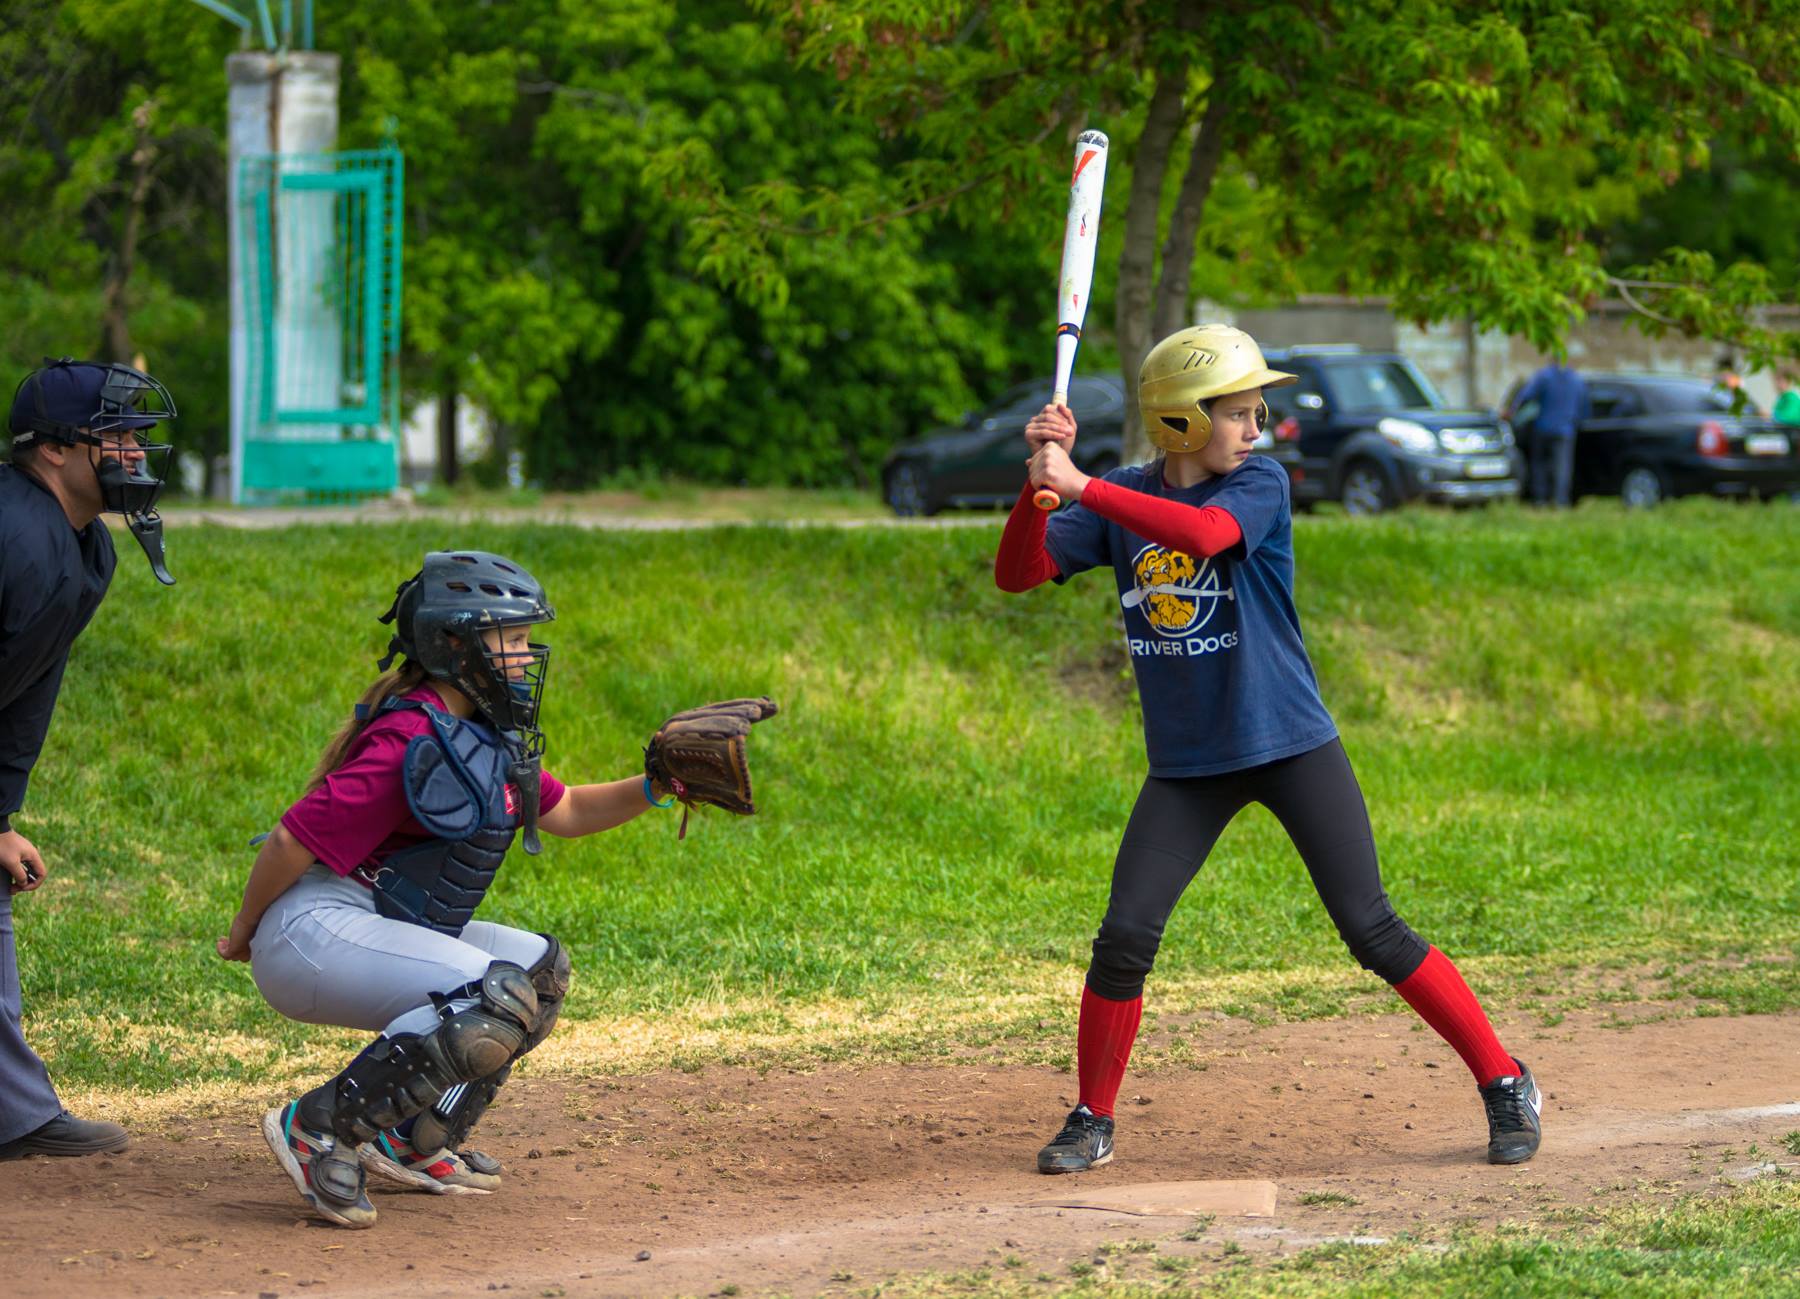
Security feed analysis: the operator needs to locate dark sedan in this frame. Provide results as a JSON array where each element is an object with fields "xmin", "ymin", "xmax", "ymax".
[
  {"xmin": 882, "ymin": 375, "xmax": 1128, "ymax": 515},
  {"xmin": 1510, "ymin": 373, "xmax": 1800, "ymax": 507},
  {"xmin": 881, "ymin": 373, "xmax": 1300, "ymax": 515}
]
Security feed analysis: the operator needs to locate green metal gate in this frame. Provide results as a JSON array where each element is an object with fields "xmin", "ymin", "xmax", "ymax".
[{"xmin": 237, "ymin": 147, "xmax": 402, "ymax": 501}]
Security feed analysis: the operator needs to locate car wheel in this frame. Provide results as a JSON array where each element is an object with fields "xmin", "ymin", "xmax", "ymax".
[
  {"xmin": 1340, "ymin": 460, "xmax": 1396, "ymax": 516},
  {"xmin": 884, "ymin": 461, "xmax": 935, "ymax": 517},
  {"xmin": 1619, "ymin": 464, "xmax": 1666, "ymax": 509}
]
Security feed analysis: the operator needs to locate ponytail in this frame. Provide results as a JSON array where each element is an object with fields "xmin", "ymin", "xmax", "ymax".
[{"xmin": 305, "ymin": 661, "xmax": 430, "ymax": 792}]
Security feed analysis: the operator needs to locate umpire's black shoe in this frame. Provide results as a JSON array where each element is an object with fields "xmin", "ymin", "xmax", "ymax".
[
  {"xmin": 1037, "ymin": 1104, "xmax": 1115, "ymax": 1174},
  {"xmin": 0, "ymin": 1111, "xmax": 129, "ymax": 1161},
  {"xmin": 1479, "ymin": 1059, "xmax": 1542, "ymax": 1165}
]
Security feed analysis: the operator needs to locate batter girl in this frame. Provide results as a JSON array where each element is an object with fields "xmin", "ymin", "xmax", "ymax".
[
  {"xmin": 997, "ymin": 325, "xmax": 1541, "ymax": 1174},
  {"xmin": 217, "ymin": 550, "xmax": 675, "ymax": 1227}
]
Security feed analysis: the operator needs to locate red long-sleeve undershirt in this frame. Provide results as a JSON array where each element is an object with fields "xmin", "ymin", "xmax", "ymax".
[
  {"xmin": 993, "ymin": 484, "xmax": 1061, "ymax": 591},
  {"xmin": 993, "ymin": 478, "xmax": 1245, "ymax": 593}
]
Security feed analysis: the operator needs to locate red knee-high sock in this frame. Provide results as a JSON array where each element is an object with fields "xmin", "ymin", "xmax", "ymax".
[
  {"xmin": 1392, "ymin": 946, "xmax": 1516, "ymax": 1085},
  {"xmin": 1077, "ymin": 986, "xmax": 1143, "ymax": 1118}
]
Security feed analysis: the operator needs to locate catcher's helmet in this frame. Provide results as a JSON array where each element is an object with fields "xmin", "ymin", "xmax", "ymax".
[
  {"xmin": 1139, "ymin": 325, "xmax": 1296, "ymax": 454},
  {"xmin": 378, "ymin": 551, "xmax": 555, "ymax": 744}
]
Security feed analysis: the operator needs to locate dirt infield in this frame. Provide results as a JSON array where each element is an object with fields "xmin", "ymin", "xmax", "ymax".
[{"xmin": 5, "ymin": 1006, "xmax": 1796, "ymax": 1298}]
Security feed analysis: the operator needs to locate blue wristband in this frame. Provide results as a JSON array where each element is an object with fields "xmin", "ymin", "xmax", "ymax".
[{"xmin": 643, "ymin": 776, "xmax": 675, "ymax": 809}]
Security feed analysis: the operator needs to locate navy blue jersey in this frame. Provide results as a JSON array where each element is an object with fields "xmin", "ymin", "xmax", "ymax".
[
  {"xmin": 0, "ymin": 465, "xmax": 116, "ymax": 816},
  {"xmin": 1044, "ymin": 456, "xmax": 1336, "ymax": 777}
]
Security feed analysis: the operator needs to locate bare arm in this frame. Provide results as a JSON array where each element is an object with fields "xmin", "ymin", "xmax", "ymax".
[
  {"xmin": 216, "ymin": 823, "xmax": 316, "ymax": 961},
  {"xmin": 538, "ymin": 777, "xmax": 666, "ymax": 838}
]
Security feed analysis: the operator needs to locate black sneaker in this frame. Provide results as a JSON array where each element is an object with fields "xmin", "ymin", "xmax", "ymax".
[
  {"xmin": 0, "ymin": 1111, "xmax": 129, "ymax": 1161},
  {"xmin": 1037, "ymin": 1104, "xmax": 1115, "ymax": 1174},
  {"xmin": 1478, "ymin": 1059, "xmax": 1542, "ymax": 1165}
]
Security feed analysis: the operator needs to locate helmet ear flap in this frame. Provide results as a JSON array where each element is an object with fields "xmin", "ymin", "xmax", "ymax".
[
  {"xmin": 1150, "ymin": 403, "xmax": 1215, "ymax": 454},
  {"xmin": 1193, "ymin": 403, "xmax": 1214, "ymax": 447}
]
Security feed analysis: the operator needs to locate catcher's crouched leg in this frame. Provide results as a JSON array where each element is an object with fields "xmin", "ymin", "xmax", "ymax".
[
  {"xmin": 282, "ymin": 961, "xmax": 535, "ymax": 1221},
  {"xmin": 410, "ymin": 935, "xmax": 572, "ymax": 1162},
  {"xmin": 298, "ymin": 961, "xmax": 538, "ymax": 1148}
]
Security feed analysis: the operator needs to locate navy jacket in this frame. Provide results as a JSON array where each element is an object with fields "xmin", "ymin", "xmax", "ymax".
[
  {"xmin": 0, "ymin": 465, "xmax": 115, "ymax": 819},
  {"xmin": 1516, "ymin": 364, "xmax": 1591, "ymax": 438}
]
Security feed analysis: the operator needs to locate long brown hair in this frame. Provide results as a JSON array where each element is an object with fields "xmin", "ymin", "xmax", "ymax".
[{"xmin": 305, "ymin": 661, "xmax": 431, "ymax": 792}]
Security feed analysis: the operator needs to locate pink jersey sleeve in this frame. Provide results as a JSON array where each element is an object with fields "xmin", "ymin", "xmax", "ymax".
[
  {"xmin": 281, "ymin": 721, "xmax": 421, "ymax": 876},
  {"xmin": 537, "ymin": 768, "xmax": 566, "ymax": 816},
  {"xmin": 283, "ymin": 711, "xmax": 569, "ymax": 876}
]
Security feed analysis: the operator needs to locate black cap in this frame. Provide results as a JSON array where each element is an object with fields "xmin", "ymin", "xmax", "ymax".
[{"xmin": 9, "ymin": 359, "xmax": 167, "ymax": 448}]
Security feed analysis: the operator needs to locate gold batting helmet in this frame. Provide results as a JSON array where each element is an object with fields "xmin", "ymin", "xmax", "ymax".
[{"xmin": 1139, "ymin": 324, "xmax": 1297, "ymax": 454}]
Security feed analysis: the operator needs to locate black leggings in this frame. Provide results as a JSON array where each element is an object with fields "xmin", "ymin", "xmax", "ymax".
[{"xmin": 1086, "ymin": 737, "xmax": 1429, "ymax": 1001}]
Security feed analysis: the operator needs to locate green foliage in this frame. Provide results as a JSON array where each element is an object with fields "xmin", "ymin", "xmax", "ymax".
[
  {"xmin": 9, "ymin": 2, "xmax": 1800, "ymax": 489},
  {"xmin": 12, "ymin": 502, "xmax": 1800, "ymax": 1092},
  {"xmin": 3, "ymin": 0, "xmax": 1053, "ymax": 490},
  {"xmin": 329, "ymin": 0, "xmax": 1048, "ymax": 488},
  {"xmin": 0, "ymin": 0, "xmax": 237, "ymax": 489},
  {"xmin": 758, "ymin": 2, "xmax": 1800, "ymax": 369},
  {"xmin": 1612, "ymin": 141, "xmax": 1800, "ymax": 294}
]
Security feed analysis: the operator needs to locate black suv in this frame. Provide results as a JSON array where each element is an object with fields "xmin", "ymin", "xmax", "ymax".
[
  {"xmin": 882, "ymin": 375, "xmax": 1128, "ymax": 515},
  {"xmin": 1262, "ymin": 346, "xmax": 1522, "ymax": 514},
  {"xmin": 1507, "ymin": 372, "xmax": 1800, "ymax": 508}
]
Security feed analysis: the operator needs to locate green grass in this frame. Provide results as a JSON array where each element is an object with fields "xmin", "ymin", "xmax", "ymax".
[
  {"xmin": 851, "ymin": 1178, "xmax": 1800, "ymax": 1297},
  {"xmin": 167, "ymin": 479, "xmax": 891, "ymax": 520},
  {"xmin": 13, "ymin": 498, "xmax": 1800, "ymax": 1092}
]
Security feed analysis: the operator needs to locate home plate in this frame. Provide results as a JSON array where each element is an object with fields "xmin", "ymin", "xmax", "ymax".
[{"xmin": 1024, "ymin": 1180, "xmax": 1278, "ymax": 1218}]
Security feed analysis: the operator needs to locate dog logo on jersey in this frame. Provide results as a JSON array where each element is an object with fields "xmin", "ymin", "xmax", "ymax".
[{"xmin": 1123, "ymin": 543, "xmax": 1234, "ymax": 639}]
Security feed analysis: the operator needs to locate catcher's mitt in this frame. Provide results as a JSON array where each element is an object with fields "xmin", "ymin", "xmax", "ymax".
[{"xmin": 644, "ymin": 696, "xmax": 779, "ymax": 838}]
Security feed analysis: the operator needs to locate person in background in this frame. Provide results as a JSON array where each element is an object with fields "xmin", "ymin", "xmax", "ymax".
[
  {"xmin": 1714, "ymin": 353, "xmax": 1743, "ymax": 399},
  {"xmin": 1771, "ymin": 366, "xmax": 1800, "ymax": 426},
  {"xmin": 1507, "ymin": 357, "xmax": 1589, "ymax": 508}
]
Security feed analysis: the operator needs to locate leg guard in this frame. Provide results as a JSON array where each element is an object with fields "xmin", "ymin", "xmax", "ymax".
[
  {"xmin": 305, "ymin": 961, "xmax": 538, "ymax": 1146},
  {"xmin": 410, "ymin": 1064, "xmax": 510, "ymax": 1157},
  {"xmin": 519, "ymin": 933, "xmax": 571, "ymax": 1056},
  {"xmin": 410, "ymin": 936, "xmax": 571, "ymax": 1155}
]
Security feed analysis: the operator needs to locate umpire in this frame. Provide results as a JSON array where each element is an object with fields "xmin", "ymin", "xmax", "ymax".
[{"xmin": 0, "ymin": 357, "xmax": 176, "ymax": 1160}]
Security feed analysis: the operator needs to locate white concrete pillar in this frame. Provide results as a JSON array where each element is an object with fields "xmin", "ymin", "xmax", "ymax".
[{"xmin": 226, "ymin": 51, "xmax": 339, "ymax": 502}]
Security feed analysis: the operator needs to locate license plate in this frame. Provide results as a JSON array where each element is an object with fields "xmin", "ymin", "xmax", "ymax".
[
  {"xmin": 1465, "ymin": 456, "xmax": 1510, "ymax": 479},
  {"xmin": 1746, "ymin": 433, "xmax": 1791, "ymax": 456}
]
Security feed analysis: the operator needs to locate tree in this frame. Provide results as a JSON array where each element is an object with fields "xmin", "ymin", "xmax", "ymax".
[
  {"xmin": 328, "ymin": 0, "xmax": 1053, "ymax": 488},
  {"xmin": 5, "ymin": 0, "xmax": 1059, "ymax": 492},
  {"xmin": 740, "ymin": 1, "xmax": 1800, "ymax": 459},
  {"xmin": 0, "ymin": 0, "xmax": 237, "ymax": 493}
]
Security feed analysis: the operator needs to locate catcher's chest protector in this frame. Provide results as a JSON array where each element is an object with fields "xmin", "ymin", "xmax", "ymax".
[{"xmin": 367, "ymin": 699, "xmax": 519, "ymax": 936}]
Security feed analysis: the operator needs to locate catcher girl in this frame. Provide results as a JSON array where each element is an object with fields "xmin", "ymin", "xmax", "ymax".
[
  {"xmin": 996, "ymin": 324, "xmax": 1541, "ymax": 1174},
  {"xmin": 218, "ymin": 550, "xmax": 774, "ymax": 1228}
]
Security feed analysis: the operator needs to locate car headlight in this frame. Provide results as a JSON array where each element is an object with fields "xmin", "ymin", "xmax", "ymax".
[{"xmin": 1378, "ymin": 417, "xmax": 1438, "ymax": 453}]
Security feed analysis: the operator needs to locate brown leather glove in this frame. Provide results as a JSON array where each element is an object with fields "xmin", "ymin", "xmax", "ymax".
[{"xmin": 644, "ymin": 697, "xmax": 779, "ymax": 837}]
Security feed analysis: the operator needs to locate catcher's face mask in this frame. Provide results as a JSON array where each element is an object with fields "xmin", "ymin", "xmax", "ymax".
[
  {"xmin": 9, "ymin": 359, "xmax": 177, "ymax": 584},
  {"xmin": 449, "ymin": 618, "xmax": 552, "ymax": 745}
]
